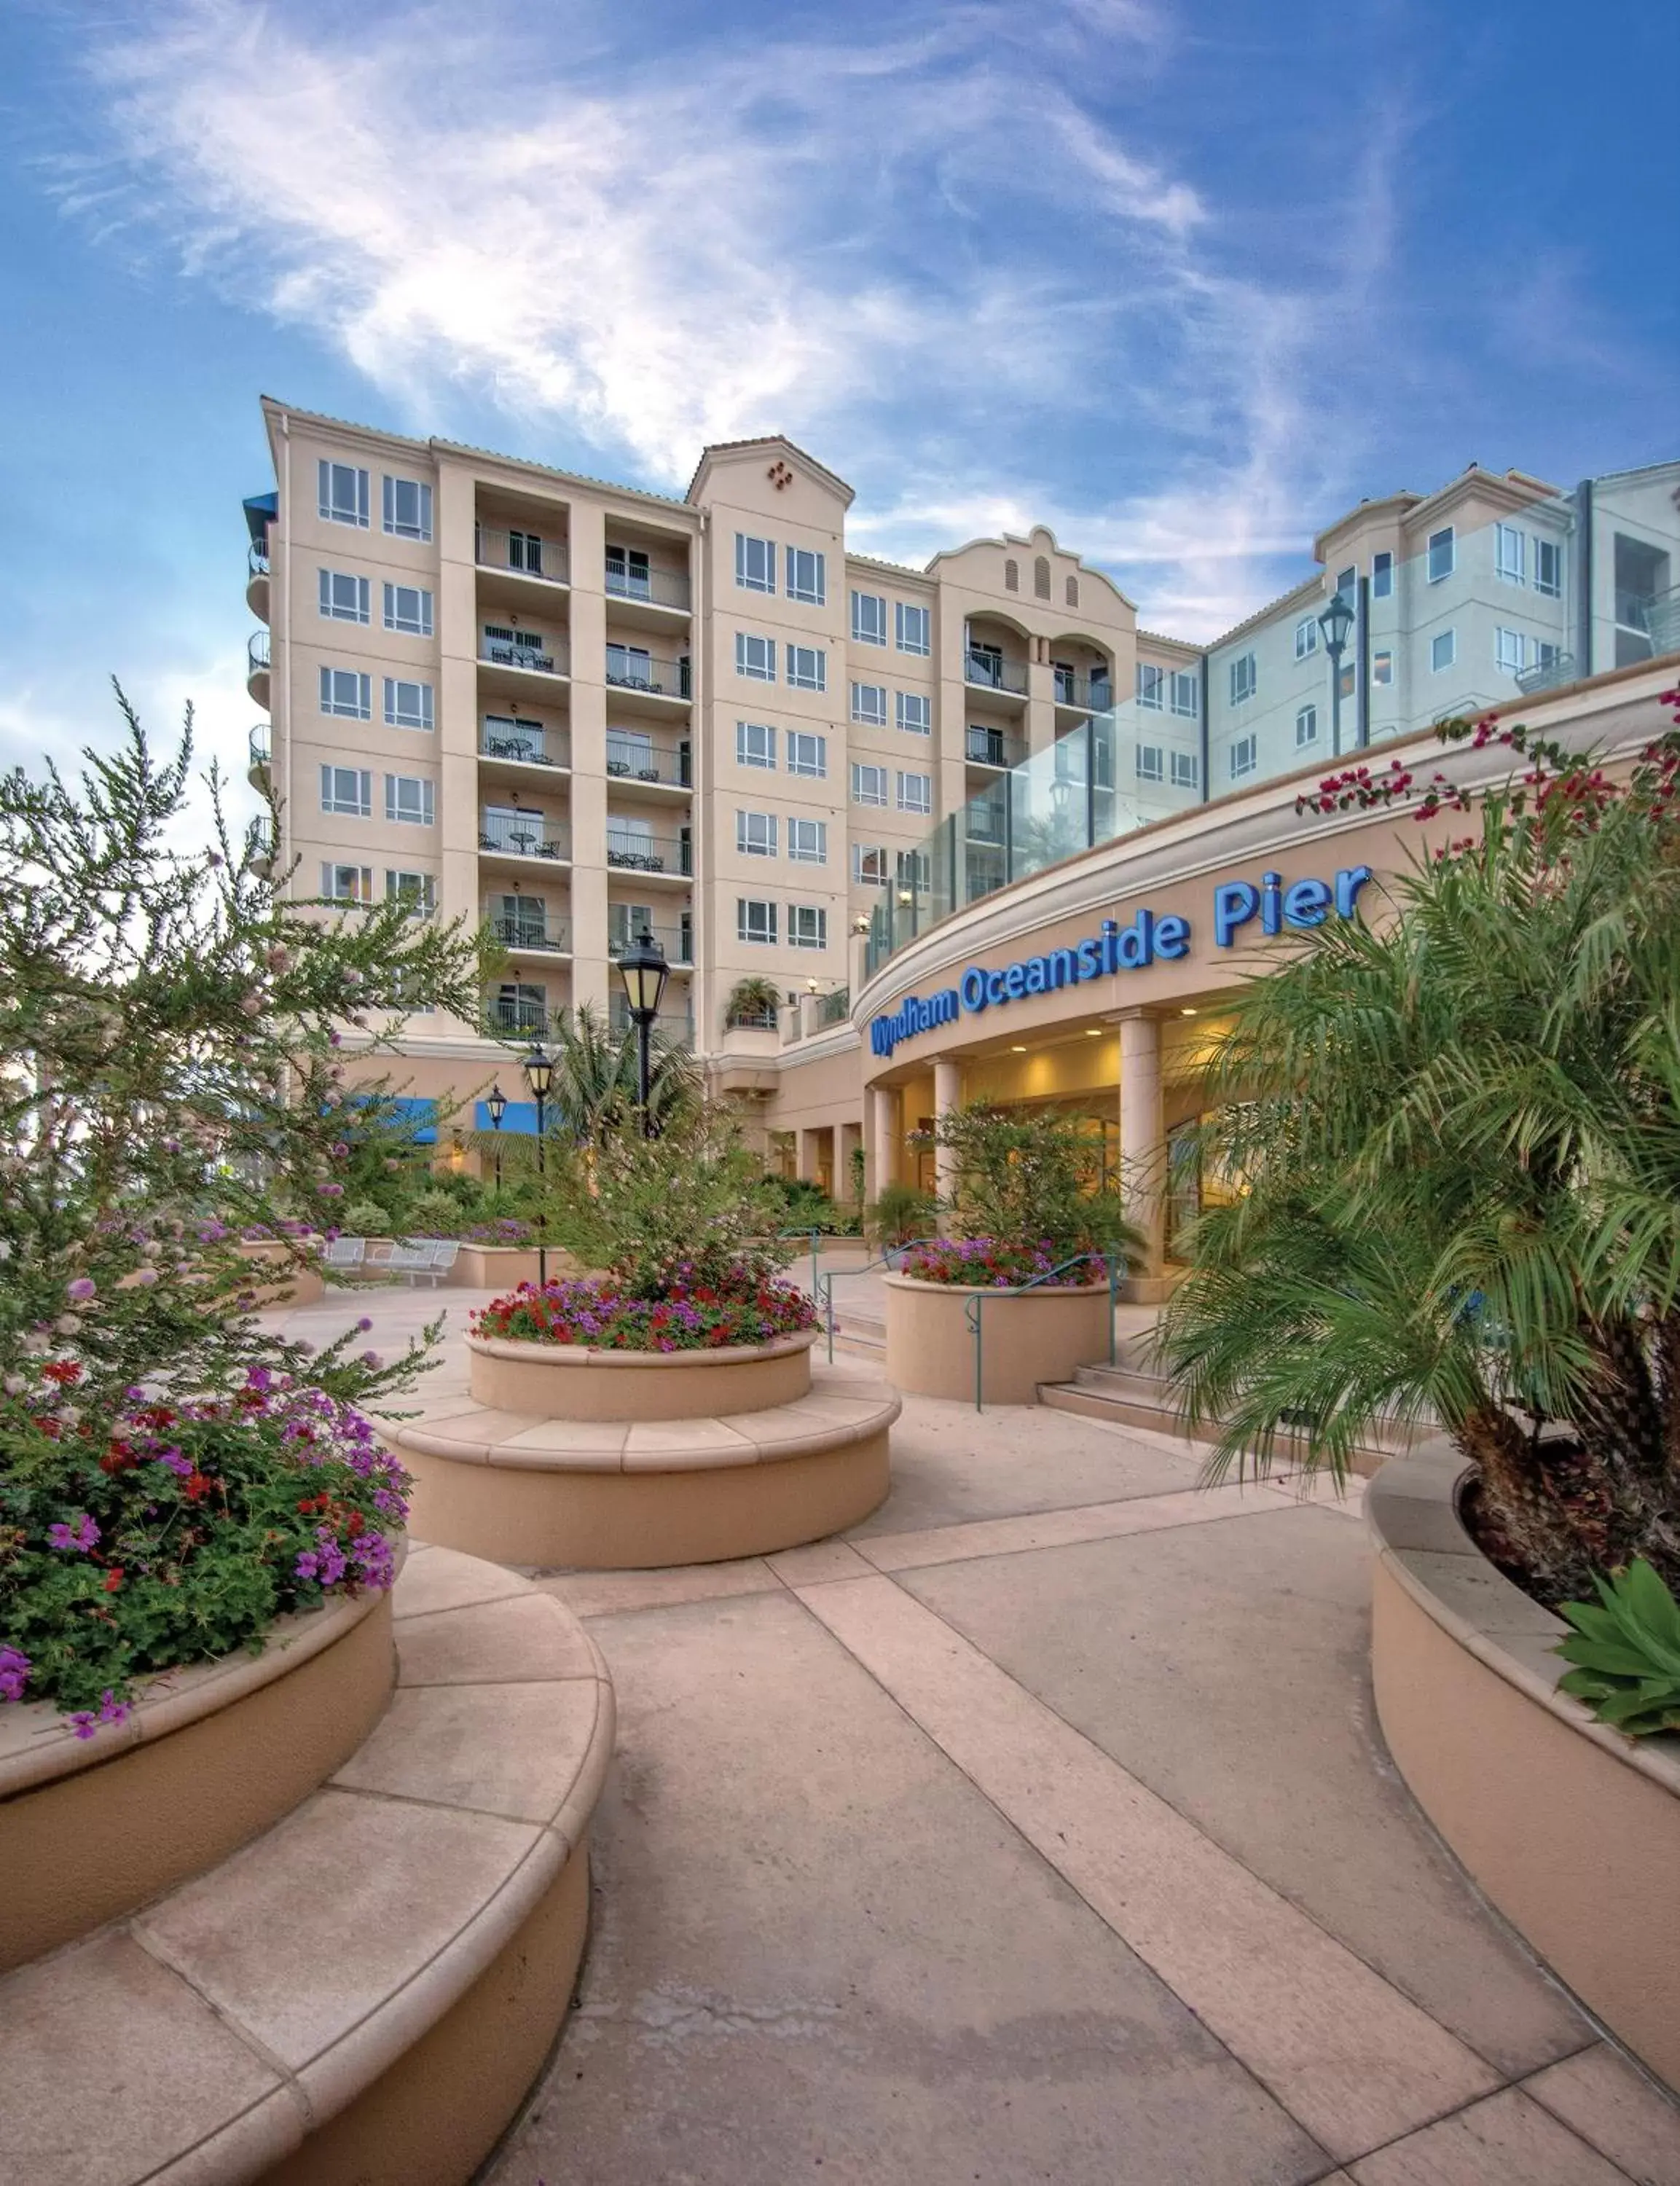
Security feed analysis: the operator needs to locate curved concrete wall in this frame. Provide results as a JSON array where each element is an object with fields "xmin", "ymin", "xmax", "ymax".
[
  {"xmin": 883, "ymin": 1275, "xmax": 1112, "ymax": 1405},
  {"xmin": 467, "ymin": 1329, "xmax": 816, "ymax": 1421}
]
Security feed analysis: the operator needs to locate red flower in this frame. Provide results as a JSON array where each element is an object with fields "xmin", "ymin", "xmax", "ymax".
[
  {"xmin": 103, "ymin": 1568, "xmax": 125, "ymax": 1592},
  {"xmin": 99, "ymin": 1443, "xmax": 138, "ymax": 1476},
  {"xmin": 42, "ymin": 1360, "xmax": 82, "ymax": 1385},
  {"xmin": 184, "ymin": 1471, "xmax": 214, "ymax": 1503}
]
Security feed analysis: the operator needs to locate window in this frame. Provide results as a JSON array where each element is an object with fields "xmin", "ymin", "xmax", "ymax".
[
  {"xmin": 851, "ymin": 762, "xmax": 887, "ymax": 807},
  {"xmin": 737, "ymin": 720, "xmax": 776, "ymax": 769},
  {"xmin": 1372, "ymin": 649, "xmax": 1394, "ymax": 686},
  {"xmin": 788, "ymin": 818, "xmax": 827, "ymax": 864},
  {"xmin": 506, "ymin": 528, "xmax": 545, "ymax": 576},
  {"xmin": 1137, "ymin": 745, "xmax": 1163, "ymax": 783},
  {"xmin": 854, "ymin": 844, "xmax": 888, "ymax": 885},
  {"xmin": 1335, "ymin": 565, "xmax": 1356, "ymax": 601},
  {"xmin": 320, "ymin": 765, "xmax": 371, "ymax": 816},
  {"xmin": 385, "ymin": 869, "xmax": 435, "ymax": 914},
  {"xmin": 785, "ymin": 546, "xmax": 825, "ymax": 605},
  {"xmin": 1530, "ymin": 638, "xmax": 1562, "ymax": 673},
  {"xmin": 736, "ymin": 632, "xmax": 776, "ymax": 682},
  {"xmin": 788, "ymin": 904, "xmax": 828, "ymax": 951},
  {"xmin": 737, "ymin": 810, "xmax": 777, "ymax": 857},
  {"xmin": 1431, "ymin": 628, "xmax": 1457, "ymax": 672},
  {"xmin": 605, "ymin": 642, "xmax": 653, "ymax": 689},
  {"xmin": 385, "ymin": 773, "xmax": 434, "ymax": 826},
  {"xmin": 320, "ymin": 667, "xmax": 371, "ymax": 719},
  {"xmin": 737, "ymin": 898, "xmax": 777, "ymax": 945},
  {"xmin": 735, "ymin": 533, "xmax": 775, "ymax": 593},
  {"xmin": 605, "ymin": 728, "xmax": 655, "ymax": 779},
  {"xmin": 1230, "ymin": 734, "xmax": 1257, "ymax": 780},
  {"xmin": 1496, "ymin": 523, "xmax": 1526, "ymax": 585},
  {"xmin": 1495, "ymin": 627, "xmax": 1524, "ymax": 675},
  {"xmin": 1338, "ymin": 662, "xmax": 1356, "ymax": 700},
  {"xmin": 1293, "ymin": 616, "xmax": 1319, "ymax": 660},
  {"xmin": 1534, "ymin": 538, "xmax": 1563, "ymax": 598},
  {"xmin": 321, "ymin": 862, "xmax": 373, "ymax": 902},
  {"xmin": 896, "ymin": 691, "xmax": 931, "ymax": 735},
  {"xmin": 318, "ymin": 569, "xmax": 369, "ymax": 623},
  {"xmin": 786, "ymin": 644, "xmax": 826, "ymax": 692},
  {"xmin": 1169, "ymin": 670, "xmax": 1198, "ymax": 718},
  {"xmin": 896, "ymin": 601, "xmax": 930, "ymax": 655},
  {"xmin": 1373, "ymin": 551, "xmax": 1394, "ymax": 599},
  {"xmin": 383, "ymin": 582, "xmax": 433, "ymax": 636},
  {"xmin": 384, "ymin": 677, "xmax": 434, "ymax": 730},
  {"xmin": 606, "ymin": 544, "xmax": 651, "ymax": 598},
  {"xmin": 382, "ymin": 475, "xmax": 432, "ymax": 541},
  {"xmin": 1137, "ymin": 663, "xmax": 1165, "ymax": 708},
  {"xmin": 1229, "ymin": 652, "xmax": 1257, "ymax": 705},
  {"xmin": 318, "ymin": 461, "xmax": 369, "ymax": 528},
  {"xmin": 850, "ymin": 681, "xmax": 887, "ymax": 726},
  {"xmin": 851, "ymin": 589, "xmax": 887, "ymax": 646},
  {"xmin": 788, "ymin": 731, "xmax": 827, "ymax": 778},
  {"xmin": 1295, "ymin": 705, "xmax": 1317, "ymax": 748},
  {"xmin": 1427, "ymin": 527, "xmax": 1455, "ymax": 583},
  {"xmin": 896, "ymin": 769, "xmax": 932, "ymax": 815},
  {"xmin": 1170, "ymin": 751, "xmax": 1199, "ymax": 790},
  {"xmin": 1065, "ymin": 576, "xmax": 1079, "ymax": 608}
]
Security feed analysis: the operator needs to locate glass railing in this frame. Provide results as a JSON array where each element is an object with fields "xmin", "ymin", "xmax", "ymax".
[
  {"xmin": 965, "ymin": 726, "xmax": 1027, "ymax": 768},
  {"xmin": 1053, "ymin": 668, "xmax": 1114, "ymax": 710},
  {"xmin": 964, "ymin": 649, "xmax": 1028, "ymax": 695},
  {"xmin": 608, "ymin": 995, "xmax": 695, "ymax": 1044},
  {"xmin": 476, "ymin": 526, "xmax": 568, "ymax": 584},
  {"xmin": 817, "ymin": 984, "xmax": 851, "ymax": 1027},
  {"xmin": 489, "ymin": 914, "xmax": 570, "ymax": 953}
]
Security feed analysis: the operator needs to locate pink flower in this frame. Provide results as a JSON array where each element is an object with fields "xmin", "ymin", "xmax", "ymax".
[
  {"xmin": 66, "ymin": 1277, "xmax": 95, "ymax": 1304},
  {"xmin": 47, "ymin": 1513, "xmax": 100, "ymax": 1554}
]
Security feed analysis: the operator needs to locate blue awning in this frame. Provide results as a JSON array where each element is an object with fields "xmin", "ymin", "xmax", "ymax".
[
  {"xmin": 386, "ymin": 1096, "xmax": 439, "ymax": 1145},
  {"xmin": 476, "ymin": 1099, "xmax": 541, "ymax": 1136},
  {"xmin": 243, "ymin": 490, "xmax": 278, "ymax": 545}
]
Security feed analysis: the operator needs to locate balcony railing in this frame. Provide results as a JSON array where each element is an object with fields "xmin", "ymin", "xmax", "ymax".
[
  {"xmin": 964, "ymin": 649, "xmax": 1027, "ymax": 695},
  {"xmin": 605, "ymin": 827, "xmax": 691, "ymax": 876},
  {"xmin": 479, "ymin": 815, "xmax": 571, "ymax": 861},
  {"xmin": 605, "ymin": 565, "xmax": 691, "ymax": 611},
  {"xmin": 610, "ymin": 997, "xmax": 695, "ymax": 1043},
  {"xmin": 249, "ymin": 723, "xmax": 271, "ymax": 769},
  {"xmin": 605, "ymin": 732, "xmax": 691, "ymax": 787},
  {"xmin": 484, "ymin": 996, "xmax": 550, "ymax": 1036},
  {"xmin": 476, "ymin": 526, "xmax": 568, "ymax": 584},
  {"xmin": 248, "ymin": 540, "xmax": 270, "ymax": 579},
  {"xmin": 1053, "ymin": 667, "xmax": 1114, "ymax": 710},
  {"xmin": 725, "ymin": 1004, "xmax": 778, "ymax": 1031},
  {"xmin": 489, "ymin": 914, "xmax": 570, "ymax": 954},
  {"xmin": 817, "ymin": 985, "xmax": 851, "ymax": 1027},
  {"xmin": 605, "ymin": 649, "xmax": 691, "ymax": 698},
  {"xmin": 608, "ymin": 922, "xmax": 691, "ymax": 966},
  {"xmin": 965, "ymin": 726, "xmax": 1027, "ymax": 768},
  {"xmin": 481, "ymin": 635, "xmax": 568, "ymax": 677},
  {"xmin": 247, "ymin": 631, "xmax": 271, "ymax": 675},
  {"xmin": 480, "ymin": 724, "xmax": 570, "ymax": 769},
  {"xmin": 1515, "ymin": 652, "xmax": 1578, "ymax": 696}
]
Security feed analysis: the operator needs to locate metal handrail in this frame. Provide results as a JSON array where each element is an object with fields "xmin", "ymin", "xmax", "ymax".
[
  {"xmin": 815, "ymin": 1237, "xmax": 940, "ymax": 1365},
  {"xmin": 773, "ymin": 1225, "xmax": 867, "ymax": 1301},
  {"xmin": 961, "ymin": 1252, "xmax": 1120, "ymax": 1411}
]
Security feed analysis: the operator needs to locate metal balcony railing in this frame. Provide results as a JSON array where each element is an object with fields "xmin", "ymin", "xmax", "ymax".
[
  {"xmin": 608, "ymin": 996, "xmax": 695, "ymax": 1043},
  {"xmin": 1053, "ymin": 667, "xmax": 1114, "ymax": 710},
  {"xmin": 608, "ymin": 922, "xmax": 691, "ymax": 966},
  {"xmin": 248, "ymin": 723, "xmax": 271, "ymax": 769},
  {"xmin": 247, "ymin": 630, "xmax": 271, "ymax": 675},
  {"xmin": 479, "ymin": 815, "xmax": 571, "ymax": 861},
  {"xmin": 476, "ymin": 526, "xmax": 568, "ymax": 583},
  {"xmin": 481, "ymin": 635, "xmax": 568, "ymax": 676},
  {"xmin": 1515, "ymin": 653, "xmax": 1578, "ymax": 697},
  {"xmin": 480, "ymin": 724, "xmax": 570, "ymax": 768},
  {"xmin": 605, "ymin": 564, "xmax": 691, "ymax": 611},
  {"xmin": 605, "ymin": 732, "xmax": 691, "ymax": 786},
  {"xmin": 965, "ymin": 726, "xmax": 1027, "ymax": 767},
  {"xmin": 725, "ymin": 1004, "xmax": 777, "ymax": 1031},
  {"xmin": 605, "ymin": 828, "xmax": 691, "ymax": 876},
  {"xmin": 817, "ymin": 985, "xmax": 851, "ymax": 1027},
  {"xmin": 1648, "ymin": 587, "xmax": 1680, "ymax": 654},
  {"xmin": 484, "ymin": 996, "xmax": 549, "ymax": 1036},
  {"xmin": 605, "ymin": 648, "xmax": 691, "ymax": 698},
  {"xmin": 490, "ymin": 914, "xmax": 570, "ymax": 954},
  {"xmin": 964, "ymin": 649, "xmax": 1027, "ymax": 695},
  {"xmin": 248, "ymin": 540, "xmax": 270, "ymax": 579}
]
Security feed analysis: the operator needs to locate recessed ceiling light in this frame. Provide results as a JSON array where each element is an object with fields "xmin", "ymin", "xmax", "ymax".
[
  {"xmin": 1010, "ymin": 1044, "xmax": 1027, "ymax": 1053},
  {"xmin": 1084, "ymin": 1027, "xmax": 1102, "ymax": 1037},
  {"xmin": 1180, "ymin": 1006, "xmax": 1198, "ymax": 1016}
]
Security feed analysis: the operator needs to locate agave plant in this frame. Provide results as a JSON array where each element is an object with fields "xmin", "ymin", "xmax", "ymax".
[
  {"xmin": 1556, "ymin": 1561, "xmax": 1680, "ymax": 1737},
  {"xmin": 1160, "ymin": 708, "xmax": 1680, "ymax": 1605}
]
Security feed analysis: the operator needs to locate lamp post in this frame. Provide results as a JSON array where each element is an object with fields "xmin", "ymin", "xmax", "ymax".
[
  {"xmin": 1319, "ymin": 589, "xmax": 1356, "ymax": 759},
  {"xmin": 616, "ymin": 928, "xmax": 670, "ymax": 1137},
  {"xmin": 486, "ymin": 1082, "xmax": 507, "ymax": 1194},
  {"xmin": 519, "ymin": 1043, "xmax": 554, "ymax": 1287}
]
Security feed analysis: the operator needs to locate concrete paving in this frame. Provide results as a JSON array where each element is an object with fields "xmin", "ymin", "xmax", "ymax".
[{"xmin": 272, "ymin": 1288, "xmax": 1680, "ymax": 2185}]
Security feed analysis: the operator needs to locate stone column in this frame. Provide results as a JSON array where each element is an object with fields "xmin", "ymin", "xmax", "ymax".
[
  {"xmin": 933, "ymin": 1059, "xmax": 962, "ymax": 1227},
  {"xmin": 871, "ymin": 1086, "xmax": 898, "ymax": 1196},
  {"xmin": 1118, "ymin": 1010, "xmax": 1167, "ymax": 1298}
]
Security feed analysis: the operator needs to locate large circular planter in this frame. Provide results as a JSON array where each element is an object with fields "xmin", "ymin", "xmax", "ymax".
[
  {"xmin": 1368, "ymin": 1446, "xmax": 1680, "ymax": 2093},
  {"xmin": 468, "ymin": 1326, "xmax": 815, "ymax": 1421},
  {"xmin": 0, "ymin": 1572, "xmax": 398, "ymax": 1973},
  {"xmin": 882, "ymin": 1273, "xmax": 1111, "ymax": 1405},
  {"xmin": 235, "ymin": 1238, "xmax": 325, "ymax": 1308}
]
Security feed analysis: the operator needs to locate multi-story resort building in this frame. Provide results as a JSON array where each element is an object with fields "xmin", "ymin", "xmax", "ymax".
[{"xmin": 244, "ymin": 403, "xmax": 1679, "ymax": 1286}]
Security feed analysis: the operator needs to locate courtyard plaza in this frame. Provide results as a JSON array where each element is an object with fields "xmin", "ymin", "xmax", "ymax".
[{"xmin": 266, "ymin": 1285, "xmax": 1680, "ymax": 2186}]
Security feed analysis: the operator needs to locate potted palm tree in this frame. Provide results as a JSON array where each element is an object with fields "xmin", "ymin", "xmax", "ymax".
[{"xmin": 724, "ymin": 975, "xmax": 782, "ymax": 1033}]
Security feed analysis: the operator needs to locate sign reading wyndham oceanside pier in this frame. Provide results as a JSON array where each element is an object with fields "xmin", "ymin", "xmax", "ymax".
[{"xmin": 868, "ymin": 866, "xmax": 1373, "ymax": 1059}]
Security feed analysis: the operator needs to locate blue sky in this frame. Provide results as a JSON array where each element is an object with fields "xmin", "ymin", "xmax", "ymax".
[{"xmin": 0, "ymin": 0, "xmax": 1674, "ymax": 805}]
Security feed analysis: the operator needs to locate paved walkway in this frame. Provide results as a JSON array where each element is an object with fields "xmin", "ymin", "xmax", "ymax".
[{"xmin": 272, "ymin": 1290, "xmax": 1680, "ymax": 2185}]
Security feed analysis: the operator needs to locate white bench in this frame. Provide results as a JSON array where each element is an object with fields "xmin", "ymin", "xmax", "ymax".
[
  {"xmin": 321, "ymin": 1237, "xmax": 366, "ymax": 1272},
  {"xmin": 385, "ymin": 1239, "xmax": 460, "ymax": 1288}
]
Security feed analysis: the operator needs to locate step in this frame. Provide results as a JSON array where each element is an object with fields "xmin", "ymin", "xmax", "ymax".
[
  {"xmin": 0, "ymin": 1548, "xmax": 614, "ymax": 2186},
  {"xmin": 1038, "ymin": 1379, "xmax": 1393, "ymax": 1478}
]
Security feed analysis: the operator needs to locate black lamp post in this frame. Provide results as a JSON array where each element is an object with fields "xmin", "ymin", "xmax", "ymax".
[
  {"xmin": 616, "ymin": 927, "xmax": 670, "ymax": 1137},
  {"xmin": 486, "ymin": 1082, "xmax": 507, "ymax": 1194},
  {"xmin": 1319, "ymin": 589, "xmax": 1356, "ymax": 759},
  {"xmin": 519, "ymin": 1043, "xmax": 554, "ymax": 1286}
]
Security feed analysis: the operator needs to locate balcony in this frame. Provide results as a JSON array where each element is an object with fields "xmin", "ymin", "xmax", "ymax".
[
  {"xmin": 603, "ymin": 646, "xmax": 691, "ymax": 716},
  {"xmin": 965, "ymin": 725, "xmax": 1027, "ymax": 769},
  {"xmin": 479, "ymin": 813, "xmax": 571, "ymax": 863},
  {"xmin": 604, "ymin": 561, "xmax": 691, "ymax": 628},
  {"xmin": 608, "ymin": 995, "xmax": 694, "ymax": 1046},
  {"xmin": 484, "ymin": 995, "xmax": 550, "ymax": 1038},
  {"xmin": 605, "ymin": 728, "xmax": 691, "ymax": 792},
  {"xmin": 605, "ymin": 825, "xmax": 691, "ymax": 881},
  {"xmin": 489, "ymin": 913, "xmax": 571, "ymax": 955},
  {"xmin": 964, "ymin": 649, "xmax": 1029, "ymax": 702},
  {"xmin": 479, "ymin": 634, "xmax": 569, "ymax": 681},
  {"xmin": 1053, "ymin": 666, "xmax": 1114, "ymax": 713},
  {"xmin": 248, "ymin": 722, "xmax": 271, "ymax": 788},
  {"xmin": 608, "ymin": 920, "xmax": 692, "ymax": 968},
  {"xmin": 476, "ymin": 525, "xmax": 569, "ymax": 588},
  {"xmin": 246, "ymin": 630, "xmax": 270, "ymax": 705},
  {"xmin": 246, "ymin": 539, "xmax": 270, "ymax": 620},
  {"xmin": 1515, "ymin": 652, "xmax": 1579, "ymax": 697},
  {"xmin": 479, "ymin": 722, "xmax": 570, "ymax": 775}
]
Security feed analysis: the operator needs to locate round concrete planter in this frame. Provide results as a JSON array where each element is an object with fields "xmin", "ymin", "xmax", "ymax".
[
  {"xmin": 235, "ymin": 1239, "xmax": 325, "ymax": 1309},
  {"xmin": 882, "ymin": 1273, "xmax": 1111, "ymax": 1405},
  {"xmin": 1368, "ymin": 1446, "xmax": 1680, "ymax": 2093},
  {"xmin": 0, "ymin": 1572, "xmax": 398, "ymax": 1974},
  {"xmin": 467, "ymin": 1326, "xmax": 816, "ymax": 1422}
]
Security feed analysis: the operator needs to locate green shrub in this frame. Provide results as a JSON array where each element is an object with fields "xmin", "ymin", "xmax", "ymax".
[
  {"xmin": 1555, "ymin": 1561, "xmax": 1680, "ymax": 1737},
  {"xmin": 402, "ymin": 1188, "xmax": 468, "ymax": 1238},
  {"xmin": 925, "ymin": 1104, "xmax": 1141, "ymax": 1265},
  {"xmin": 340, "ymin": 1199, "xmax": 392, "ymax": 1238},
  {"xmin": 866, "ymin": 1180, "xmax": 938, "ymax": 1248},
  {"xmin": 766, "ymin": 1175, "xmax": 859, "ymax": 1235}
]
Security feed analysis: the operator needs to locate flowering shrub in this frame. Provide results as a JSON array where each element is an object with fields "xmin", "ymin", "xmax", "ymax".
[
  {"xmin": 473, "ymin": 1265, "xmax": 817, "ymax": 1352},
  {"xmin": 463, "ymin": 1217, "xmax": 535, "ymax": 1246},
  {"xmin": 896, "ymin": 1239, "xmax": 1104, "ymax": 1288},
  {"xmin": 0, "ymin": 1361, "xmax": 408, "ymax": 1727}
]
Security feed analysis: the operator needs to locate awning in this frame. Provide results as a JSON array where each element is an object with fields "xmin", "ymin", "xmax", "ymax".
[{"xmin": 243, "ymin": 490, "xmax": 278, "ymax": 545}]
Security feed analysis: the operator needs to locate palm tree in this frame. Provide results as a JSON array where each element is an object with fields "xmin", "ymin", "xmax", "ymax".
[
  {"xmin": 1160, "ymin": 720, "xmax": 1680, "ymax": 1605},
  {"xmin": 724, "ymin": 975, "xmax": 781, "ymax": 1030},
  {"xmin": 481, "ymin": 1002, "xmax": 699, "ymax": 1176}
]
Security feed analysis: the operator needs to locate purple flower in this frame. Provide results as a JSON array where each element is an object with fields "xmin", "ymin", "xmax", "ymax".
[
  {"xmin": 47, "ymin": 1513, "xmax": 100, "ymax": 1554},
  {"xmin": 154, "ymin": 1448, "xmax": 194, "ymax": 1478},
  {"xmin": 359, "ymin": 1350, "xmax": 382, "ymax": 1369},
  {"xmin": 131, "ymin": 1266, "xmax": 160, "ymax": 1287},
  {"xmin": 66, "ymin": 1277, "xmax": 96, "ymax": 1304},
  {"xmin": 0, "ymin": 1647, "xmax": 30, "ymax": 1704},
  {"xmin": 356, "ymin": 1317, "xmax": 373, "ymax": 1333},
  {"xmin": 318, "ymin": 1182, "xmax": 345, "ymax": 1199},
  {"xmin": 69, "ymin": 1691, "xmax": 130, "ymax": 1740}
]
